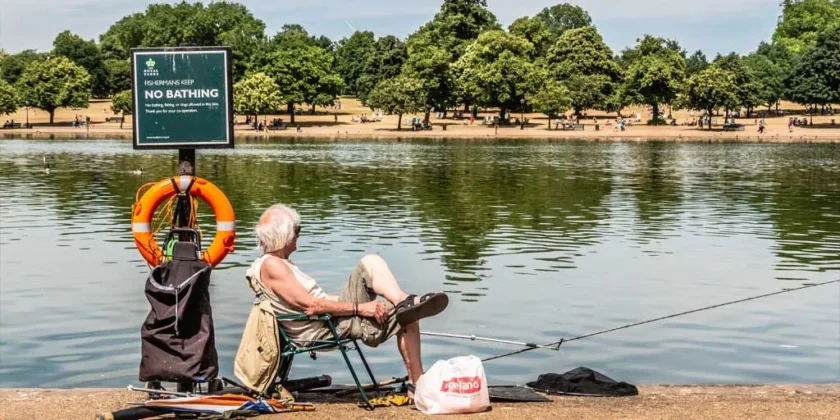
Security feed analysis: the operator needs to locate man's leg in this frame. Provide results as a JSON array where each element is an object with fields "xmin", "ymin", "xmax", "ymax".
[
  {"xmin": 397, "ymin": 322, "xmax": 423, "ymax": 392},
  {"xmin": 359, "ymin": 254, "xmax": 410, "ymax": 305},
  {"xmin": 355, "ymin": 255, "xmax": 427, "ymax": 393}
]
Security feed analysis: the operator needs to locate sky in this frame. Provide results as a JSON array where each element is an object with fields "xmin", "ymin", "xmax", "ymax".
[{"xmin": 0, "ymin": 0, "xmax": 782, "ymax": 57}]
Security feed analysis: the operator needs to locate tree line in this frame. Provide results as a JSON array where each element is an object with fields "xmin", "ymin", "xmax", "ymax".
[{"xmin": 1, "ymin": 0, "xmax": 839, "ymax": 129}]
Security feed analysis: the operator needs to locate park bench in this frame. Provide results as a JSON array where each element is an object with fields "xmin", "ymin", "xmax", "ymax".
[
  {"xmin": 722, "ymin": 123, "xmax": 745, "ymax": 131},
  {"xmin": 106, "ymin": 117, "xmax": 125, "ymax": 123},
  {"xmin": 560, "ymin": 123, "xmax": 585, "ymax": 131},
  {"xmin": 267, "ymin": 124, "xmax": 288, "ymax": 131},
  {"xmin": 2, "ymin": 123, "xmax": 22, "ymax": 129}
]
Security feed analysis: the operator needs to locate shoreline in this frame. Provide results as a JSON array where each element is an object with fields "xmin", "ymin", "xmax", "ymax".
[
  {"xmin": 4, "ymin": 97, "xmax": 839, "ymax": 144},
  {"xmin": 2, "ymin": 385, "xmax": 838, "ymax": 420},
  {"xmin": 2, "ymin": 126, "xmax": 839, "ymax": 143}
]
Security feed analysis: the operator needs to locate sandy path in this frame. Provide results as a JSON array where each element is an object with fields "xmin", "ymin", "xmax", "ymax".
[
  {"xmin": 1, "ymin": 385, "xmax": 838, "ymax": 420},
  {"xmin": 4, "ymin": 98, "xmax": 839, "ymax": 143}
]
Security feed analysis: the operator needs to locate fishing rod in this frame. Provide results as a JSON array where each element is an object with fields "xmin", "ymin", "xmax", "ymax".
[
  {"xmin": 345, "ymin": 279, "xmax": 839, "ymax": 394},
  {"xmin": 421, "ymin": 331, "xmax": 561, "ymax": 351},
  {"xmin": 482, "ymin": 278, "xmax": 840, "ymax": 363}
]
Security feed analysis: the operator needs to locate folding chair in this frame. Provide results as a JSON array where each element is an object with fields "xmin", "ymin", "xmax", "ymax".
[{"xmin": 274, "ymin": 314, "xmax": 379, "ymax": 409}]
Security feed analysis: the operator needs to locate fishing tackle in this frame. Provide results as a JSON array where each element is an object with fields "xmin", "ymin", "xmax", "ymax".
[{"xmin": 482, "ymin": 279, "xmax": 840, "ymax": 362}]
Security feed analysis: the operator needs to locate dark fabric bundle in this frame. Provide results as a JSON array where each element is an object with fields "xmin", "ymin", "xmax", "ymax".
[
  {"xmin": 139, "ymin": 242, "xmax": 218, "ymax": 383},
  {"xmin": 526, "ymin": 367, "xmax": 638, "ymax": 397}
]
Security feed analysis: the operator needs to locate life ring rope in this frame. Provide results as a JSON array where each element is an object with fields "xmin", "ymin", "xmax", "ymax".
[{"xmin": 132, "ymin": 176, "xmax": 235, "ymax": 267}]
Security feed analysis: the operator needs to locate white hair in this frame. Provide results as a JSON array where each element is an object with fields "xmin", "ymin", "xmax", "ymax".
[{"xmin": 255, "ymin": 204, "xmax": 301, "ymax": 252}]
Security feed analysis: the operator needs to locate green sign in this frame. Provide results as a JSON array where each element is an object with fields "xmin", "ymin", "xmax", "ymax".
[{"xmin": 131, "ymin": 47, "xmax": 234, "ymax": 149}]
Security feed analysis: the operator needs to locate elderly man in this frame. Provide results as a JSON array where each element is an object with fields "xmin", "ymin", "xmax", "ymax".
[{"xmin": 244, "ymin": 204, "xmax": 449, "ymax": 396}]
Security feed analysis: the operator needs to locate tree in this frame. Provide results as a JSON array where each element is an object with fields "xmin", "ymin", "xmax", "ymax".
[
  {"xmin": 0, "ymin": 50, "xmax": 42, "ymax": 85},
  {"xmin": 623, "ymin": 36, "xmax": 686, "ymax": 124},
  {"xmin": 110, "ymin": 89, "xmax": 132, "ymax": 129},
  {"xmin": 373, "ymin": 35, "xmax": 408, "ymax": 82},
  {"xmin": 99, "ymin": 13, "xmax": 145, "ymax": 60},
  {"xmin": 0, "ymin": 79, "xmax": 18, "ymax": 115},
  {"xmin": 403, "ymin": 31, "xmax": 458, "ymax": 122},
  {"xmin": 16, "ymin": 56, "xmax": 91, "ymax": 124},
  {"xmin": 785, "ymin": 27, "xmax": 840, "ymax": 122},
  {"xmin": 435, "ymin": 0, "xmax": 500, "ymax": 46},
  {"xmin": 773, "ymin": 0, "xmax": 840, "ymax": 54},
  {"xmin": 356, "ymin": 35, "xmax": 409, "ymax": 105},
  {"xmin": 546, "ymin": 26, "xmax": 622, "ymax": 114},
  {"xmin": 233, "ymin": 72, "xmax": 283, "ymax": 127},
  {"xmin": 685, "ymin": 50, "xmax": 709, "ymax": 76},
  {"xmin": 684, "ymin": 66, "xmax": 738, "ymax": 130},
  {"xmin": 99, "ymin": 2, "xmax": 266, "ymax": 80},
  {"xmin": 527, "ymin": 80, "xmax": 571, "ymax": 129},
  {"xmin": 203, "ymin": 2, "xmax": 268, "ymax": 80},
  {"xmin": 404, "ymin": 0, "xmax": 500, "ymax": 118},
  {"xmin": 509, "ymin": 16, "xmax": 553, "ymax": 57},
  {"xmin": 104, "ymin": 59, "xmax": 131, "ymax": 96},
  {"xmin": 713, "ymin": 53, "xmax": 763, "ymax": 115},
  {"xmin": 366, "ymin": 75, "xmax": 427, "ymax": 130},
  {"xmin": 53, "ymin": 31, "xmax": 109, "ymax": 98},
  {"xmin": 535, "ymin": 3, "xmax": 593, "ymax": 38},
  {"xmin": 455, "ymin": 31, "xmax": 538, "ymax": 121},
  {"xmin": 409, "ymin": 0, "xmax": 500, "ymax": 62},
  {"xmin": 258, "ymin": 45, "xmax": 342, "ymax": 123},
  {"xmin": 335, "ymin": 31, "xmax": 377, "ymax": 97},
  {"xmin": 334, "ymin": 32, "xmax": 407, "ymax": 104},
  {"xmin": 744, "ymin": 42, "xmax": 795, "ymax": 112},
  {"xmin": 271, "ymin": 24, "xmax": 329, "ymax": 50}
]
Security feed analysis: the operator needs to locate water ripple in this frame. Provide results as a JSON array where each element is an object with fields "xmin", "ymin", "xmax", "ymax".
[{"xmin": 0, "ymin": 139, "xmax": 838, "ymax": 387}]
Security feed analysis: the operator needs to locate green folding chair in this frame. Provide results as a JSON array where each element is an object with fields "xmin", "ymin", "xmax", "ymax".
[{"xmin": 274, "ymin": 314, "xmax": 379, "ymax": 409}]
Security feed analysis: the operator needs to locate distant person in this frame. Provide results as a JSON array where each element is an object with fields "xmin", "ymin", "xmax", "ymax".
[{"xmin": 788, "ymin": 118, "xmax": 794, "ymax": 133}]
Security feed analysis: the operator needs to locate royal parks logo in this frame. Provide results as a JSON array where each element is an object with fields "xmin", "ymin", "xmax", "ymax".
[{"xmin": 143, "ymin": 58, "xmax": 159, "ymax": 77}]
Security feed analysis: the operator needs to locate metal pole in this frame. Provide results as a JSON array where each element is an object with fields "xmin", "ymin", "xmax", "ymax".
[{"xmin": 421, "ymin": 331, "xmax": 560, "ymax": 350}]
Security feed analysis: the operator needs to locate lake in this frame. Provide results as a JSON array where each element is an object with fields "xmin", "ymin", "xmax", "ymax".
[{"xmin": 0, "ymin": 138, "xmax": 838, "ymax": 388}]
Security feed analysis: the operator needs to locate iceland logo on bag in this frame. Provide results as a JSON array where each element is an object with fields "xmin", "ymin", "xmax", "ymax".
[{"xmin": 440, "ymin": 376, "xmax": 483, "ymax": 394}]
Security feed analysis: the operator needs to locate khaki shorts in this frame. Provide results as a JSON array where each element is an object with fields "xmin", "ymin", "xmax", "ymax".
[{"xmin": 303, "ymin": 260, "xmax": 401, "ymax": 348}]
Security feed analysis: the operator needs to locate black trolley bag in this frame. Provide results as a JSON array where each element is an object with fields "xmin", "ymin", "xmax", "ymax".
[{"xmin": 138, "ymin": 229, "xmax": 218, "ymax": 384}]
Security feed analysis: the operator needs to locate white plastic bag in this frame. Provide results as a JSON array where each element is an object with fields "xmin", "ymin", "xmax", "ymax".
[{"xmin": 415, "ymin": 355, "xmax": 490, "ymax": 414}]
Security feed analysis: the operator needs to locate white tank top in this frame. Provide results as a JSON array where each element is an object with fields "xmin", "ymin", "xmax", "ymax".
[
  {"xmin": 246, "ymin": 255, "xmax": 333, "ymax": 341},
  {"xmin": 248, "ymin": 255, "xmax": 329, "ymax": 309}
]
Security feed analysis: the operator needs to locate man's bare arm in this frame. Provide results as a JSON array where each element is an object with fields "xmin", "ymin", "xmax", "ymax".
[{"xmin": 261, "ymin": 257, "xmax": 388, "ymax": 322}]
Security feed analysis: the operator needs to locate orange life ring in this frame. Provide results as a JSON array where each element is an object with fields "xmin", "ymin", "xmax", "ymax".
[{"xmin": 132, "ymin": 176, "xmax": 235, "ymax": 267}]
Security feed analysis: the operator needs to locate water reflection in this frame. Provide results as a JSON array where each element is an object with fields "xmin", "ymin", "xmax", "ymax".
[{"xmin": 0, "ymin": 139, "xmax": 837, "ymax": 388}]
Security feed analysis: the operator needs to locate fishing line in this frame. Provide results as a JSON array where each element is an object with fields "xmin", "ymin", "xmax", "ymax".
[{"xmin": 481, "ymin": 279, "xmax": 840, "ymax": 363}]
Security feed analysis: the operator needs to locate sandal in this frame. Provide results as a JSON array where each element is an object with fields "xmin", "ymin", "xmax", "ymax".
[
  {"xmin": 405, "ymin": 382, "xmax": 416, "ymax": 407},
  {"xmin": 395, "ymin": 292, "xmax": 449, "ymax": 327}
]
